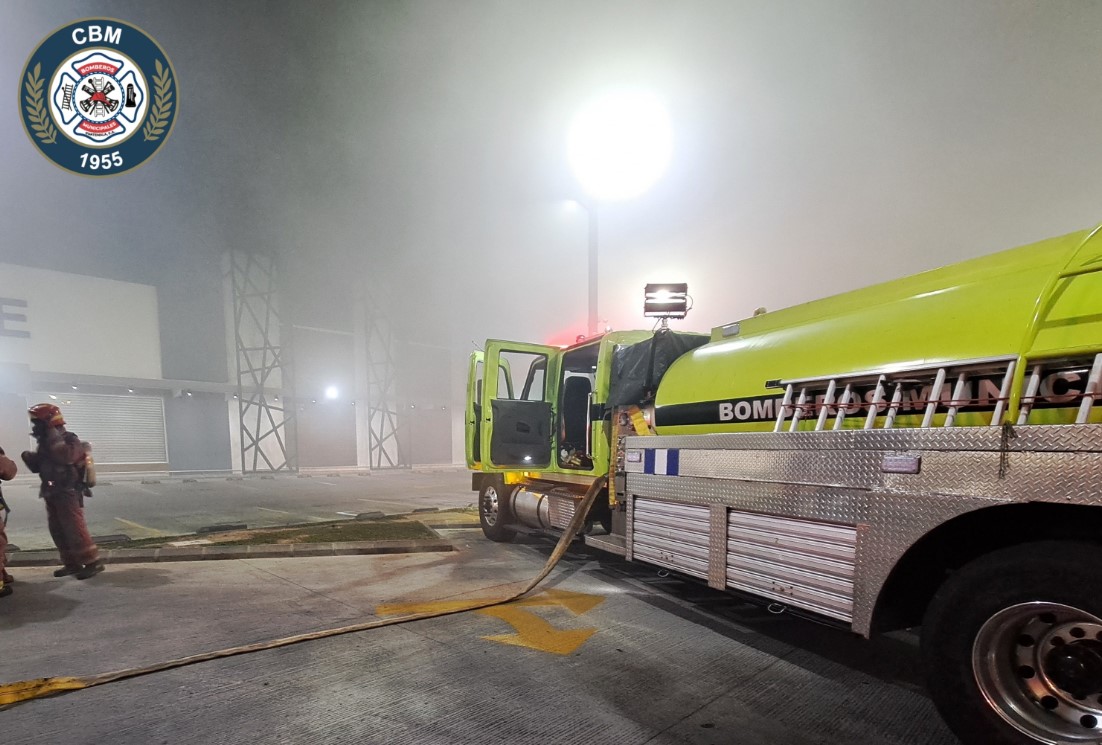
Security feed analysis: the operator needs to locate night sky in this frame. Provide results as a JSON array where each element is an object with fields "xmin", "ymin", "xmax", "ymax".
[{"xmin": 4, "ymin": 0, "xmax": 1102, "ymax": 356}]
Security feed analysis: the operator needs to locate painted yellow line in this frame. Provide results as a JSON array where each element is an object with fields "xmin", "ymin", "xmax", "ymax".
[
  {"xmin": 376, "ymin": 598, "xmax": 491, "ymax": 616},
  {"xmin": 377, "ymin": 589, "xmax": 604, "ymax": 618},
  {"xmin": 113, "ymin": 517, "xmax": 167, "ymax": 536}
]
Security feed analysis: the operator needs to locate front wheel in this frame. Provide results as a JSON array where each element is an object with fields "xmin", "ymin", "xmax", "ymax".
[
  {"xmin": 922, "ymin": 541, "xmax": 1102, "ymax": 745},
  {"xmin": 478, "ymin": 478, "xmax": 515, "ymax": 543}
]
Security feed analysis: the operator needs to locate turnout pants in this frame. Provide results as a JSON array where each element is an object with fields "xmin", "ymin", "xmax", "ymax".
[{"xmin": 44, "ymin": 491, "xmax": 99, "ymax": 568}]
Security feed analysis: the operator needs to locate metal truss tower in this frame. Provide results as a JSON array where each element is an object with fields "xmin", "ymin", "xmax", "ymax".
[
  {"xmin": 228, "ymin": 250, "xmax": 297, "ymax": 472},
  {"xmin": 362, "ymin": 292, "xmax": 406, "ymax": 468}
]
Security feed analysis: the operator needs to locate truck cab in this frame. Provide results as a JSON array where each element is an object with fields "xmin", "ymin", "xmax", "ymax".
[{"xmin": 467, "ymin": 330, "xmax": 706, "ymax": 541}]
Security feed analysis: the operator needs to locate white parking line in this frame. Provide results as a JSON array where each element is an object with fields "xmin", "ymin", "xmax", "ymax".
[
  {"xmin": 317, "ymin": 481, "xmax": 338, "ymax": 486},
  {"xmin": 256, "ymin": 507, "xmax": 292, "ymax": 514}
]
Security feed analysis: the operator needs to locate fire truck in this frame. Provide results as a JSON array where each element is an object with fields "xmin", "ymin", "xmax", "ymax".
[{"xmin": 466, "ymin": 225, "xmax": 1102, "ymax": 745}]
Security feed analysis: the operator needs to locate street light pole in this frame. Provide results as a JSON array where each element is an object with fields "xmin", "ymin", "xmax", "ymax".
[
  {"xmin": 567, "ymin": 90, "xmax": 673, "ymax": 338},
  {"xmin": 587, "ymin": 202, "xmax": 599, "ymax": 337}
]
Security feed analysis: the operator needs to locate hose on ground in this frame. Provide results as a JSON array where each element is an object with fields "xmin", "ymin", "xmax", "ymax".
[{"xmin": 0, "ymin": 476, "xmax": 606, "ymax": 708}]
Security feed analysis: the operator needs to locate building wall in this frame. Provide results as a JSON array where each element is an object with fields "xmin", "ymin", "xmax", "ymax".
[
  {"xmin": 292, "ymin": 326, "xmax": 357, "ymax": 468},
  {"xmin": 0, "ymin": 263, "xmax": 236, "ymax": 471},
  {"xmin": 165, "ymin": 393, "xmax": 232, "ymax": 472},
  {"xmin": 0, "ymin": 263, "xmax": 162, "ymax": 379},
  {"xmin": 398, "ymin": 341, "xmax": 453, "ymax": 465}
]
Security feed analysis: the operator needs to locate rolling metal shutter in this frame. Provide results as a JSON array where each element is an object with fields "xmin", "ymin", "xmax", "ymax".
[{"xmin": 33, "ymin": 393, "xmax": 167, "ymax": 465}]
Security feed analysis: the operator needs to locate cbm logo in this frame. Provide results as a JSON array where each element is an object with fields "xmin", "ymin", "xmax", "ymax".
[{"xmin": 20, "ymin": 19, "xmax": 178, "ymax": 177}]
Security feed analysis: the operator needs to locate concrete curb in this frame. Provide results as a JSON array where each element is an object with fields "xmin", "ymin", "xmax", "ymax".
[{"xmin": 6, "ymin": 539, "xmax": 457, "ymax": 567}]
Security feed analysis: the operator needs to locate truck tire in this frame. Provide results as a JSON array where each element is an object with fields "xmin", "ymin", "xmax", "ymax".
[
  {"xmin": 478, "ymin": 478, "xmax": 516, "ymax": 543},
  {"xmin": 922, "ymin": 541, "xmax": 1102, "ymax": 745}
]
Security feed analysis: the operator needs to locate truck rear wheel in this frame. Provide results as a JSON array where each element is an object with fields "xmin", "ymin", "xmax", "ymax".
[
  {"xmin": 922, "ymin": 541, "xmax": 1102, "ymax": 745},
  {"xmin": 478, "ymin": 478, "xmax": 515, "ymax": 543}
]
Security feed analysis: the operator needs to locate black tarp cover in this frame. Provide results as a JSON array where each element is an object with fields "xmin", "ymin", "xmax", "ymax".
[{"xmin": 607, "ymin": 331, "xmax": 709, "ymax": 407}]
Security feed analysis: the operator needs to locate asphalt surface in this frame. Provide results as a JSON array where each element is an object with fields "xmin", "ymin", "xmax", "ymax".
[
  {"xmin": 2, "ymin": 468, "xmax": 474, "ymax": 550},
  {"xmin": 0, "ymin": 529, "xmax": 960, "ymax": 745}
]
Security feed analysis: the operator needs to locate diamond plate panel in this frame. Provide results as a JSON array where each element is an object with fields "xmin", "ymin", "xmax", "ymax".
[
  {"xmin": 622, "ymin": 423, "xmax": 1102, "ymax": 635},
  {"xmin": 883, "ymin": 451, "xmax": 1102, "ymax": 503},
  {"xmin": 709, "ymin": 505, "xmax": 727, "ymax": 590},
  {"xmin": 679, "ymin": 448, "xmax": 883, "ymax": 489},
  {"xmin": 548, "ymin": 495, "xmax": 576, "ymax": 530},
  {"xmin": 626, "ymin": 423, "xmax": 1102, "ymax": 454}
]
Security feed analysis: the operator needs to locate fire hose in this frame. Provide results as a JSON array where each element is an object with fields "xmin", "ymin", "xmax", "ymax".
[{"xmin": 0, "ymin": 476, "xmax": 605, "ymax": 708}]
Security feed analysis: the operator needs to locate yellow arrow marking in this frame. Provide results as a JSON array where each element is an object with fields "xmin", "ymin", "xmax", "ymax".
[
  {"xmin": 374, "ymin": 589, "xmax": 605, "ymax": 656},
  {"xmin": 476, "ymin": 605, "xmax": 597, "ymax": 655}
]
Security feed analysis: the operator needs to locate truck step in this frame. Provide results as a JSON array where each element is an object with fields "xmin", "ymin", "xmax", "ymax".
[{"xmin": 584, "ymin": 533, "xmax": 626, "ymax": 556}]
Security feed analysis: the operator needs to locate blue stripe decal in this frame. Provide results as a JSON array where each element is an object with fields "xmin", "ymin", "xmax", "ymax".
[
  {"xmin": 667, "ymin": 449, "xmax": 679, "ymax": 476},
  {"xmin": 644, "ymin": 449, "xmax": 655, "ymax": 475}
]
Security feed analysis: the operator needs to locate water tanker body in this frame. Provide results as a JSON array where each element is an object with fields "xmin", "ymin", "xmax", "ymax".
[
  {"xmin": 654, "ymin": 227, "xmax": 1102, "ymax": 434},
  {"xmin": 469, "ymin": 223, "xmax": 1102, "ymax": 745}
]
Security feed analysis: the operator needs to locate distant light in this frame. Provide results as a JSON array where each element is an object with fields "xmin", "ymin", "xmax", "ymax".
[
  {"xmin": 186, "ymin": 390, "xmax": 193, "ymax": 397},
  {"xmin": 523, "ymin": 455, "xmax": 532, "ymax": 462},
  {"xmin": 325, "ymin": 386, "xmax": 339, "ymax": 400},
  {"xmin": 567, "ymin": 90, "xmax": 673, "ymax": 202},
  {"xmin": 71, "ymin": 385, "xmax": 78, "ymax": 390},
  {"xmin": 273, "ymin": 395, "xmax": 279, "ymax": 401},
  {"xmin": 311, "ymin": 399, "xmax": 317, "ymax": 404},
  {"xmin": 127, "ymin": 388, "xmax": 134, "ymax": 394},
  {"xmin": 49, "ymin": 394, "xmax": 57, "ymax": 400}
]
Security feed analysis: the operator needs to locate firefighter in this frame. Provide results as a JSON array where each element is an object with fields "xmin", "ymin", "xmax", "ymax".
[
  {"xmin": 0, "ymin": 447, "xmax": 17, "ymax": 598},
  {"xmin": 21, "ymin": 404, "xmax": 103, "ymax": 580}
]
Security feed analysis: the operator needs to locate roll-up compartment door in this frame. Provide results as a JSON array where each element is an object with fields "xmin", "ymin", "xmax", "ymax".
[{"xmin": 34, "ymin": 393, "xmax": 167, "ymax": 466}]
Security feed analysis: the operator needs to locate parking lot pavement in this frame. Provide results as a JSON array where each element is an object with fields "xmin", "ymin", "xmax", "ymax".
[
  {"xmin": 1, "ymin": 533, "xmax": 958, "ymax": 745},
  {"xmin": 2, "ymin": 468, "xmax": 474, "ymax": 550}
]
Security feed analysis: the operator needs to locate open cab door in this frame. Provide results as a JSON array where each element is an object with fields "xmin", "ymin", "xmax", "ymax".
[
  {"xmin": 482, "ymin": 340, "xmax": 561, "ymax": 469},
  {"xmin": 465, "ymin": 351, "xmax": 484, "ymax": 469}
]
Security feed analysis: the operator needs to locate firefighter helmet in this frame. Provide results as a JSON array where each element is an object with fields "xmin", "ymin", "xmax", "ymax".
[{"xmin": 28, "ymin": 403, "xmax": 65, "ymax": 427}]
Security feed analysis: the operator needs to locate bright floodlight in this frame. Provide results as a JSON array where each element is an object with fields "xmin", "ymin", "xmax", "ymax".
[
  {"xmin": 567, "ymin": 91, "xmax": 673, "ymax": 202},
  {"xmin": 644, "ymin": 283, "xmax": 689, "ymax": 319},
  {"xmin": 325, "ymin": 386, "xmax": 339, "ymax": 400}
]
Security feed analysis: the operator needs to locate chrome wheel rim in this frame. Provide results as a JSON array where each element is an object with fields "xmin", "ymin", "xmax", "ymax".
[
  {"xmin": 973, "ymin": 602, "xmax": 1102, "ymax": 743},
  {"xmin": 480, "ymin": 486, "xmax": 499, "ymax": 527}
]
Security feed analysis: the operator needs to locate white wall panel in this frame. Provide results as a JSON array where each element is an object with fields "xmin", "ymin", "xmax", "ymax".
[{"xmin": 0, "ymin": 264, "xmax": 162, "ymax": 379}]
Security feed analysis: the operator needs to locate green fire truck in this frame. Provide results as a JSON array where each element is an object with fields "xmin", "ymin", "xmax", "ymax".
[{"xmin": 466, "ymin": 224, "xmax": 1102, "ymax": 745}]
